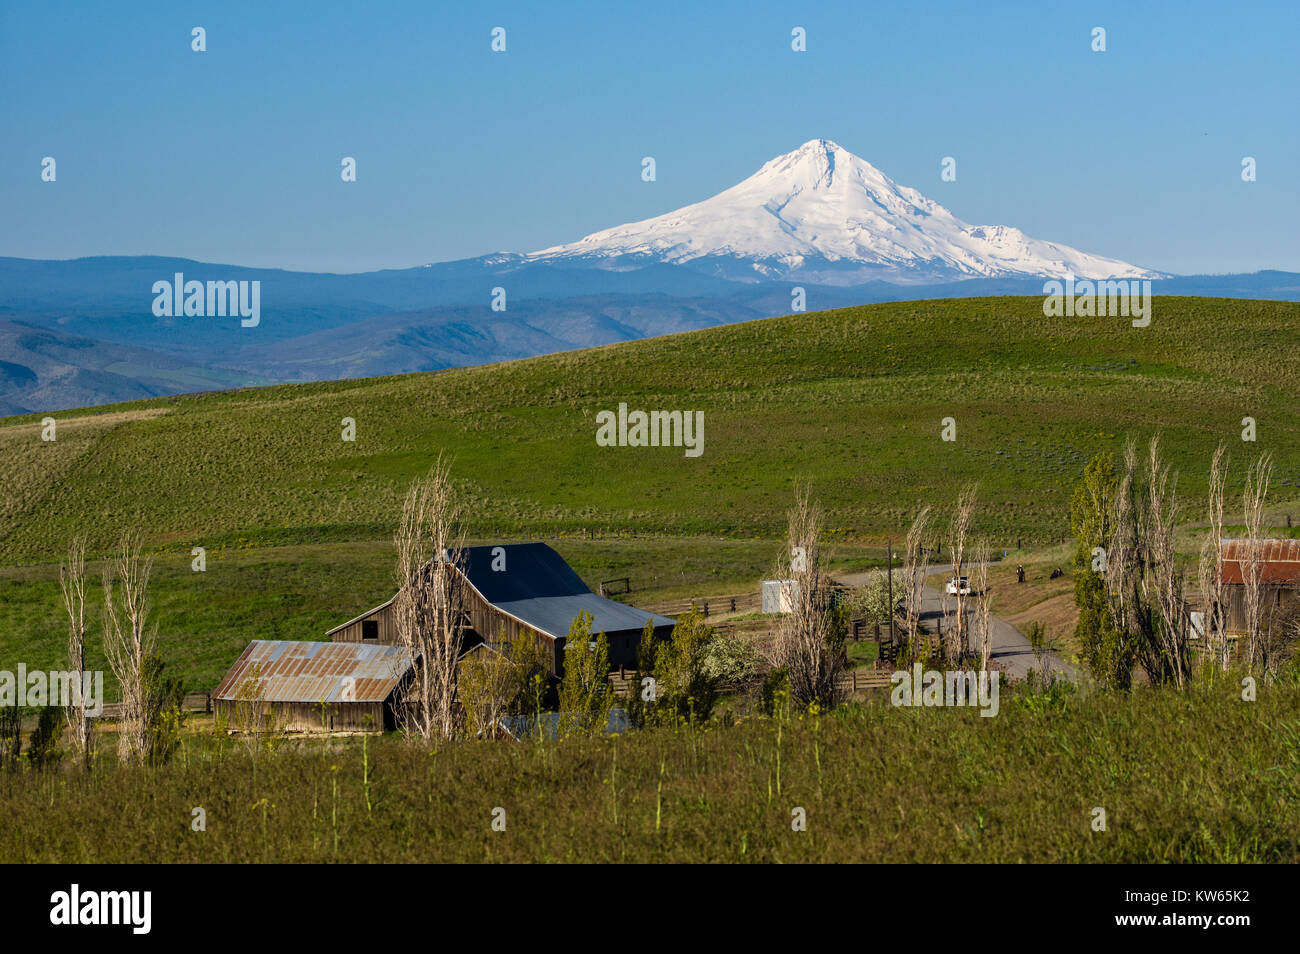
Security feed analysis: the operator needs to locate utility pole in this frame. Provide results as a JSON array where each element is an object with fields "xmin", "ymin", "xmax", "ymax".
[{"xmin": 887, "ymin": 538, "xmax": 895, "ymax": 646}]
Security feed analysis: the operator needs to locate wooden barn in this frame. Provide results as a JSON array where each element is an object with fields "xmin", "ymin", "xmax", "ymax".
[
  {"xmin": 1217, "ymin": 538, "xmax": 1300, "ymax": 635},
  {"xmin": 212, "ymin": 640, "xmax": 412, "ymax": 733},
  {"xmin": 326, "ymin": 542, "xmax": 675, "ymax": 676}
]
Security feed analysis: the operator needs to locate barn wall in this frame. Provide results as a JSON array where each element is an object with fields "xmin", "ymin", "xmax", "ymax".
[
  {"xmin": 330, "ymin": 603, "xmax": 398, "ymax": 644},
  {"xmin": 214, "ymin": 699, "xmax": 388, "ymax": 733},
  {"xmin": 1221, "ymin": 585, "xmax": 1300, "ymax": 633}
]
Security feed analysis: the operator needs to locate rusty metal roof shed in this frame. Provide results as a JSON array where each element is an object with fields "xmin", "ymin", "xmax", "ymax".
[
  {"xmin": 1219, "ymin": 538, "xmax": 1300, "ymax": 586},
  {"xmin": 213, "ymin": 640, "xmax": 412, "ymax": 704}
]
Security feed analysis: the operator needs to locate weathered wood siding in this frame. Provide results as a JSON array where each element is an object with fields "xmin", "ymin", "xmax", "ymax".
[
  {"xmin": 1221, "ymin": 584, "xmax": 1300, "ymax": 634},
  {"xmin": 330, "ymin": 601, "xmax": 399, "ymax": 644},
  {"xmin": 214, "ymin": 699, "xmax": 391, "ymax": 733}
]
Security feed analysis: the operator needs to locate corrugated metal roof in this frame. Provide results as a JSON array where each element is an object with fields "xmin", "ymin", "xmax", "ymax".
[
  {"xmin": 495, "ymin": 593, "xmax": 674, "ymax": 641},
  {"xmin": 213, "ymin": 640, "xmax": 412, "ymax": 703},
  {"xmin": 459, "ymin": 542, "xmax": 675, "ymax": 639},
  {"xmin": 1219, "ymin": 538, "xmax": 1300, "ymax": 586}
]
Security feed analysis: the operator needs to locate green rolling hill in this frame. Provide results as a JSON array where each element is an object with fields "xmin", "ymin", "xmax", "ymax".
[{"xmin": 2, "ymin": 295, "xmax": 1298, "ymax": 689}]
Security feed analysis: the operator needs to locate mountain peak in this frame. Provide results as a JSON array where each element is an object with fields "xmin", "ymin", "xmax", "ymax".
[
  {"xmin": 787, "ymin": 137, "xmax": 852, "ymax": 162},
  {"xmin": 754, "ymin": 138, "xmax": 855, "ymax": 189},
  {"xmin": 529, "ymin": 140, "xmax": 1163, "ymax": 285}
]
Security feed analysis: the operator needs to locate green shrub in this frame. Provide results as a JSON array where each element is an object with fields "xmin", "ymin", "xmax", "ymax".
[
  {"xmin": 27, "ymin": 705, "xmax": 63, "ymax": 770},
  {"xmin": 558, "ymin": 611, "xmax": 614, "ymax": 737},
  {"xmin": 759, "ymin": 666, "xmax": 790, "ymax": 717},
  {"xmin": 143, "ymin": 652, "xmax": 186, "ymax": 764}
]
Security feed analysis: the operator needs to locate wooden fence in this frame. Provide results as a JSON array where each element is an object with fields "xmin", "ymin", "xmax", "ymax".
[
  {"xmin": 836, "ymin": 668, "xmax": 895, "ymax": 692},
  {"xmin": 598, "ymin": 577, "xmax": 631, "ymax": 597},
  {"xmin": 640, "ymin": 592, "xmax": 764, "ymax": 618},
  {"xmin": 98, "ymin": 692, "xmax": 212, "ymax": 721}
]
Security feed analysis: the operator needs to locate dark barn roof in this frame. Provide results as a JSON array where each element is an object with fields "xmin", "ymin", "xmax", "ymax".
[
  {"xmin": 459, "ymin": 542, "xmax": 675, "ymax": 640},
  {"xmin": 213, "ymin": 640, "xmax": 411, "ymax": 703}
]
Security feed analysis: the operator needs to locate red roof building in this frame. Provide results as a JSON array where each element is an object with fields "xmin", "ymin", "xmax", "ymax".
[{"xmin": 1218, "ymin": 539, "xmax": 1300, "ymax": 586}]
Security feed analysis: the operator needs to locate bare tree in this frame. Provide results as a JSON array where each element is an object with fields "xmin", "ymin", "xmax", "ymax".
[
  {"xmin": 768, "ymin": 484, "xmax": 842, "ymax": 708},
  {"xmin": 944, "ymin": 486, "xmax": 977, "ymax": 665},
  {"xmin": 902, "ymin": 506, "xmax": 932, "ymax": 655},
  {"xmin": 1105, "ymin": 438, "xmax": 1139, "ymax": 665},
  {"xmin": 393, "ymin": 457, "xmax": 468, "ymax": 742},
  {"xmin": 1100, "ymin": 438, "xmax": 1153, "ymax": 690},
  {"xmin": 1242, "ymin": 451, "xmax": 1274, "ymax": 673},
  {"xmin": 102, "ymin": 531, "xmax": 154, "ymax": 764},
  {"xmin": 1143, "ymin": 436, "xmax": 1189, "ymax": 688},
  {"xmin": 60, "ymin": 535, "xmax": 95, "ymax": 769},
  {"xmin": 1196, "ymin": 444, "xmax": 1230, "ymax": 671},
  {"xmin": 1102, "ymin": 436, "xmax": 1199, "ymax": 687},
  {"xmin": 971, "ymin": 538, "xmax": 993, "ymax": 671},
  {"xmin": 234, "ymin": 662, "xmax": 275, "ymax": 752}
]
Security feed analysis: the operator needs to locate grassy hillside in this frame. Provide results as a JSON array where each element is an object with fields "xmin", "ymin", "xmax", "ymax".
[
  {"xmin": 2, "ymin": 295, "xmax": 1299, "ymax": 690},
  {"xmin": 3, "ymin": 296, "xmax": 1298, "ymax": 564}
]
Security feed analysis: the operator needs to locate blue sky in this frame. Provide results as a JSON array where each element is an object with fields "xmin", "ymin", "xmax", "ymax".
[{"xmin": 2, "ymin": 0, "xmax": 1296, "ymax": 274}]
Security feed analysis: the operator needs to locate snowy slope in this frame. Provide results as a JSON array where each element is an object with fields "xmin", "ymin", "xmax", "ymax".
[{"xmin": 527, "ymin": 139, "xmax": 1163, "ymax": 285}]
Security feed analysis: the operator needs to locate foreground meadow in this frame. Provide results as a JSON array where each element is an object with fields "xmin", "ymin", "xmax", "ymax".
[{"xmin": 3, "ymin": 681, "xmax": 1297, "ymax": 863}]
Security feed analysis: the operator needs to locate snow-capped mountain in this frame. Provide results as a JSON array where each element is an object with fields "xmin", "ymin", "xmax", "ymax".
[{"xmin": 527, "ymin": 139, "xmax": 1164, "ymax": 285}]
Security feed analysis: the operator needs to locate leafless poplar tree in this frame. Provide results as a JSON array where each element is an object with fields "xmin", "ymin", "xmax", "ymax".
[
  {"xmin": 1143, "ymin": 436, "xmax": 1189, "ymax": 688},
  {"xmin": 393, "ymin": 457, "xmax": 468, "ymax": 742},
  {"xmin": 1196, "ymin": 444, "xmax": 1230, "ymax": 671},
  {"xmin": 234, "ymin": 663, "xmax": 273, "ymax": 752},
  {"xmin": 768, "ymin": 484, "xmax": 842, "ymax": 708},
  {"xmin": 971, "ymin": 539, "xmax": 993, "ymax": 671},
  {"xmin": 944, "ymin": 486, "xmax": 977, "ymax": 665},
  {"xmin": 102, "ymin": 531, "xmax": 154, "ymax": 764},
  {"xmin": 60, "ymin": 535, "xmax": 95, "ymax": 768},
  {"xmin": 902, "ymin": 506, "xmax": 932, "ymax": 653},
  {"xmin": 1242, "ymin": 451, "xmax": 1274, "ymax": 672},
  {"xmin": 1104, "ymin": 439, "xmax": 1141, "ymax": 657},
  {"xmin": 1103, "ymin": 437, "xmax": 1196, "ymax": 687}
]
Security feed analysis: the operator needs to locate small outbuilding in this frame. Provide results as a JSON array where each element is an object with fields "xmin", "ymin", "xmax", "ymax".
[
  {"xmin": 1218, "ymin": 538, "xmax": 1300, "ymax": 635},
  {"xmin": 212, "ymin": 639, "xmax": 412, "ymax": 733},
  {"xmin": 761, "ymin": 579, "xmax": 799, "ymax": 614}
]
